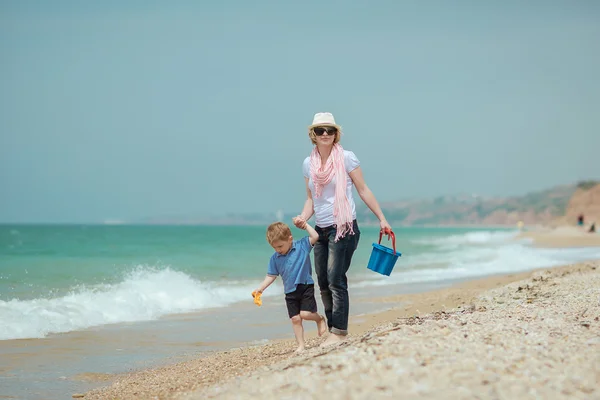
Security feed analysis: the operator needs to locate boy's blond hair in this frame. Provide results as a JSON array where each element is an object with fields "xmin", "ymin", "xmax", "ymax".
[{"xmin": 266, "ymin": 222, "xmax": 292, "ymax": 244}]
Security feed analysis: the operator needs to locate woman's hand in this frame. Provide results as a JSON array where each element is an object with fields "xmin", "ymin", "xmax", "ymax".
[
  {"xmin": 380, "ymin": 219, "xmax": 392, "ymax": 236},
  {"xmin": 293, "ymin": 215, "xmax": 306, "ymax": 229}
]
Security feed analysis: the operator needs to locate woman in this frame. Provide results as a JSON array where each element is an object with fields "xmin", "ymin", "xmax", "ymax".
[{"xmin": 293, "ymin": 112, "xmax": 392, "ymax": 347}]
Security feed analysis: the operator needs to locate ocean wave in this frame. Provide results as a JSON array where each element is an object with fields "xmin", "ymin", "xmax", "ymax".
[
  {"xmin": 0, "ymin": 266, "xmax": 281, "ymax": 341},
  {"xmin": 354, "ymin": 242, "xmax": 600, "ymax": 287},
  {"xmin": 411, "ymin": 230, "xmax": 521, "ymax": 248}
]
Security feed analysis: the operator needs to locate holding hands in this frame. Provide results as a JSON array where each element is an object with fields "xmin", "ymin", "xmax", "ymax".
[{"xmin": 293, "ymin": 216, "xmax": 307, "ymax": 230}]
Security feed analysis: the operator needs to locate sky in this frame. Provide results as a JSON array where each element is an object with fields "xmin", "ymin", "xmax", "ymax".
[{"xmin": 1, "ymin": 1, "xmax": 599, "ymax": 223}]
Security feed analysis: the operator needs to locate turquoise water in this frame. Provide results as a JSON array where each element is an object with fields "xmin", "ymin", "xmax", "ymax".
[
  {"xmin": 1, "ymin": 225, "xmax": 276, "ymax": 300},
  {"xmin": 2, "ymin": 224, "xmax": 600, "ymax": 341},
  {"xmin": 0, "ymin": 224, "xmax": 495, "ymax": 298},
  {"xmin": 0, "ymin": 224, "xmax": 473, "ymax": 302}
]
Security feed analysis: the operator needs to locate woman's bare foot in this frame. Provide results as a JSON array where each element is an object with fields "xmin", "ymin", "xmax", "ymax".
[
  {"xmin": 317, "ymin": 315, "xmax": 328, "ymax": 337},
  {"xmin": 320, "ymin": 333, "xmax": 345, "ymax": 348},
  {"xmin": 294, "ymin": 345, "xmax": 305, "ymax": 353}
]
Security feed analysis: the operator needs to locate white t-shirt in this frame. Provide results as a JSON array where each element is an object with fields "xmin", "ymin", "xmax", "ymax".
[{"xmin": 302, "ymin": 150, "xmax": 361, "ymax": 228}]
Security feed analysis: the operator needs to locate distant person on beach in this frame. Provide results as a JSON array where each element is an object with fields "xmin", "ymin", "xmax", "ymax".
[
  {"xmin": 253, "ymin": 220, "xmax": 327, "ymax": 353},
  {"xmin": 293, "ymin": 112, "xmax": 392, "ymax": 347},
  {"xmin": 578, "ymin": 214, "xmax": 584, "ymax": 226},
  {"xmin": 589, "ymin": 223, "xmax": 596, "ymax": 233}
]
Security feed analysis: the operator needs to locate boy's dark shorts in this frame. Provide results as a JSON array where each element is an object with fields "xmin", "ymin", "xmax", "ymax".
[{"xmin": 285, "ymin": 284, "xmax": 317, "ymax": 318}]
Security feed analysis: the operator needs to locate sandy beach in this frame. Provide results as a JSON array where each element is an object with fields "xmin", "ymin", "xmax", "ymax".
[
  {"xmin": 81, "ymin": 230, "xmax": 600, "ymax": 400},
  {"xmin": 519, "ymin": 226, "xmax": 600, "ymax": 248}
]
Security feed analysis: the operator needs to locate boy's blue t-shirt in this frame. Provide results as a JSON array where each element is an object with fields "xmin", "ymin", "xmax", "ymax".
[{"xmin": 267, "ymin": 236, "xmax": 314, "ymax": 294}]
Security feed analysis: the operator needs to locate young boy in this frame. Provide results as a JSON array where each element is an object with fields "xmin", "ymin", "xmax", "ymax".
[{"xmin": 254, "ymin": 218, "xmax": 327, "ymax": 352}]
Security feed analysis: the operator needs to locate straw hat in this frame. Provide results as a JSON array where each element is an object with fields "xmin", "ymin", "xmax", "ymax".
[{"xmin": 308, "ymin": 112, "xmax": 342, "ymax": 131}]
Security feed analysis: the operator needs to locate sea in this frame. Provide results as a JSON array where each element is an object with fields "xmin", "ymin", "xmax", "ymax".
[{"xmin": 1, "ymin": 224, "xmax": 600, "ymax": 399}]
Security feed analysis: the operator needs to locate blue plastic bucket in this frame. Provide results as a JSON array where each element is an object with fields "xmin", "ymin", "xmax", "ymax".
[{"xmin": 367, "ymin": 231, "xmax": 401, "ymax": 276}]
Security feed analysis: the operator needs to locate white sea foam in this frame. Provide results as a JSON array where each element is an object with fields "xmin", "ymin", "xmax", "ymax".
[
  {"xmin": 0, "ymin": 266, "xmax": 281, "ymax": 340},
  {"xmin": 355, "ymin": 231, "xmax": 600, "ymax": 287},
  {"xmin": 411, "ymin": 230, "xmax": 522, "ymax": 249}
]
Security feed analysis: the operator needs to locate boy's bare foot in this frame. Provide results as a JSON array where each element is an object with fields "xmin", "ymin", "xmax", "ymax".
[
  {"xmin": 320, "ymin": 333, "xmax": 345, "ymax": 348},
  {"xmin": 294, "ymin": 346, "xmax": 305, "ymax": 353},
  {"xmin": 317, "ymin": 315, "xmax": 328, "ymax": 337}
]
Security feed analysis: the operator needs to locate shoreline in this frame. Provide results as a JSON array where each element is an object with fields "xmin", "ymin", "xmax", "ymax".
[{"xmin": 82, "ymin": 257, "xmax": 600, "ymax": 400}]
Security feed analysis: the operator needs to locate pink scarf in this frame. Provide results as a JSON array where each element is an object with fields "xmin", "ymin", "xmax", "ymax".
[{"xmin": 310, "ymin": 143, "xmax": 354, "ymax": 241}]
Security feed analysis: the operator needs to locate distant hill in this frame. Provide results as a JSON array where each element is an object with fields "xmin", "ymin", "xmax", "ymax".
[
  {"xmin": 357, "ymin": 183, "xmax": 584, "ymax": 226},
  {"xmin": 553, "ymin": 181, "xmax": 600, "ymax": 227}
]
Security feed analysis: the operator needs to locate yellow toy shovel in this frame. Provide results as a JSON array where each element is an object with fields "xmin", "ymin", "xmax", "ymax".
[{"xmin": 251, "ymin": 291, "xmax": 262, "ymax": 306}]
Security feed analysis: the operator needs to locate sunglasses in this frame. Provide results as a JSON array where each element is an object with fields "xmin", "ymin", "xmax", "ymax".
[{"xmin": 313, "ymin": 126, "xmax": 338, "ymax": 136}]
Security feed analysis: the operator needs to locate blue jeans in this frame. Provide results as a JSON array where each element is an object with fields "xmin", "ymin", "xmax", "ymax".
[{"xmin": 314, "ymin": 220, "xmax": 360, "ymax": 335}]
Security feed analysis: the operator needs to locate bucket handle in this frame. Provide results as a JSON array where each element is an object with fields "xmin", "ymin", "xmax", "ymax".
[{"xmin": 378, "ymin": 229, "xmax": 396, "ymax": 255}]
